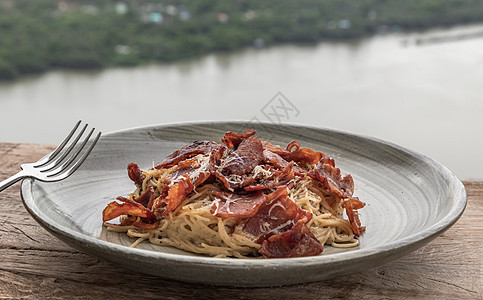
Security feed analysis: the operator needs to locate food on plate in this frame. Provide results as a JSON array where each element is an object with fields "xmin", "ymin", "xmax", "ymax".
[{"xmin": 102, "ymin": 130, "xmax": 365, "ymax": 258}]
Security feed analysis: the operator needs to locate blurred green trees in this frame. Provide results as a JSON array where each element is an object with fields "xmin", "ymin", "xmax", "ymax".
[{"xmin": 1, "ymin": 0, "xmax": 483, "ymax": 79}]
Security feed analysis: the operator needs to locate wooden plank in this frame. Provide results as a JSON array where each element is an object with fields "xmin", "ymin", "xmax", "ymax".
[{"xmin": 0, "ymin": 143, "xmax": 481, "ymax": 299}]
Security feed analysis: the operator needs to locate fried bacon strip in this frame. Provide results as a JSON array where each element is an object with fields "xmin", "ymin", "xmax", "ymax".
[
  {"xmin": 132, "ymin": 186, "xmax": 155, "ymax": 208},
  {"xmin": 109, "ymin": 214, "xmax": 160, "ymax": 230},
  {"xmin": 210, "ymin": 190, "xmax": 266, "ymax": 218},
  {"xmin": 127, "ymin": 162, "xmax": 145, "ymax": 186},
  {"xmin": 214, "ymin": 171, "xmax": 255, "ymax": 191},
  {"xmin": 259, "ymin": 219, "xmax": 323, "ymax": 258},
  {"xmin": 214, "ymin": 136, "xmax": 264, "ymax": 190},
  {"xmin": 244, "ymin": 162, "xmax": 295, "ymax": 191},
  {"xmin": 261, "ymin": 140, "xmax": 290, "ymax": 156},
  {"xmin": 262, "ymin": 150, "xmax": 305, "ymax": 176},
  {"xmin": 221, "ymin": 129, "xmax": 256, "ymax": 149},
  {"xmin": 283, "ymin": 141, "xmax": 326, "ymax": 165},
  {"xmin": 156, "ymin": 152, "xmax": 220, "ymax": 214},
  {"xmin": 220, "ymin": 136, "xmax": 264, "ymax": 175},
  {"xmin": 314, "ymin": 160, "xmax": 354, "ymax": 199},
  {"xmin": 313, "ymin": 160, "xmax": 365, "ymax": 235},
  {"xmin": 154, "ymin": 141, "xmax": 222, "ymax": 169},
  {"xmin": 131, "ymin": 220, "xmax": 160, "ymax": 230},
  {"xmin": 103, "ymin": 197, "xmax": 157, "ymax": 223},
  {"xmin": 342, "ymin": 198, "xmax": 366, "ymax": 237},
  {"xmin": 262, "ymin": 149, "xmax": 288, "ymax": 168},
  {"xmin": 242, "ymin": 186, "xmax": 312, "ymax": 241},
  {"xmin": 161, "ymin": 175, "xmax": 194, "ymax": 216},
  {"xmin": 165, "ymin": 157, "xmax": 211, "ymax": 187}
]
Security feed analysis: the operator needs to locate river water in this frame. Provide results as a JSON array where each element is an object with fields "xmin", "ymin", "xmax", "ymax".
[{"xmin": 1, "ymin": 24, "xmax": 482, "ymax": 179}]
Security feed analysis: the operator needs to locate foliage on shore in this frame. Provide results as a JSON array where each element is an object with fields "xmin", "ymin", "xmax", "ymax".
[{"xmin": 1, "ymin": 0, "xmax": 483, "ymax": 79}]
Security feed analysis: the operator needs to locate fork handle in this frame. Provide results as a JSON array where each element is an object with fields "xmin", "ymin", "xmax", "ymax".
[{"xmin": 0, "ymin": 171, "xmax": 27, "ymax": 192}]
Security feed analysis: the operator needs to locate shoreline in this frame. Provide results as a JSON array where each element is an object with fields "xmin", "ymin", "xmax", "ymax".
[{"xmin": 3, "ymin": 21, "xmax": 483, "ymax": 83}]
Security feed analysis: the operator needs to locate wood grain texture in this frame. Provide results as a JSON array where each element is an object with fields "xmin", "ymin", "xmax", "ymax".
[{"xmin": 0, "ymin": 142, "xmax": 481, "ymax": 299}]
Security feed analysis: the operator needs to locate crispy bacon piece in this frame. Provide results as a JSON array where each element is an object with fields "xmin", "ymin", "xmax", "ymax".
[
  {"xmin": 314, "ymin": 160, "xmax": 354, "ymax": 199},
  {"xmin": 162, "ymin": 175, "xmax": 194, "ymax": 216},
  {"xmin": 282, "ymin": 141, "xmax": 326, "ymax": 165},
  {"xmin": 210, "ymin": 190, "xmax": 266, "ymax": 218},
  {"xmin": 166, "ymin": 158, "xmax": 198, "ymax": 181},
  {"xmin": 209, "ymin": 145, "xmax": 226, "ymax": 172},
  {"xmin": 243, "ymin": 186, "xmax": 312, "ymax": 241},
  {"xmin": 286, "ymin": 140, "xmax": 300, "ymax": 152},
  {"xmin": 165, "ymin": 157, "xmax": 211, "ymax": 187},
  {"xmin": 262, "ymin": 149, "xmax": 288, "ymax": 168},
  {"xmin": 193, "ymin": 171, "xmax": 212, "ymax": 187},
  {"xmin": 214, "ymin": 171, "xmax": 232, "ymax": 190},
  {"xmin": 155, "ymin": 151, "xmax": 222, "ymax": 214},
  {"xmin": 103, "ymin": 197, "xmax": 157, "ymax": 223},
  {"xmin": 262, "ymin": 150, "xmax": 306, "ymax": 177},
  {"xmin": 261, "ymin": 140, "xmax": 290, "ymax": 156},
  {"xmin": 132, "ymin": 186, "xmax": 155, "ymax": 208},
  {"xmin": 259, "ymin": 219, "xmax": 323, "ymax": 258},
  {"xmin": 342, "ymin": 198, "xmax": 365, "ymax": 237},
  {"xmin": 263, "ymin": 140, "xmax": 325, "ymax": 165},
  {"xmin": 214, "ymin": 171, "xmax": 255, "ymax": 191},
  {"xmin": 244, "ymin": 162, "xmax": 295, "ymax": 191},
  {"xmin": 119, "ymin": 215, "xmax": 136, "ymax": 226},
  {"xmin": 221, "ymin": 129, "xmax": 256, "ymax": 149},
  {"xmin": 262, "ymin": 142, "xmax": 320, "ymax": 177},
  {"xmin": 132, "ymin": 220, "xmax": 160, "ymax": 230},
  {"xmin": 221, "ymin": 136, "xmax": 264, "ymax": 175},
  {"xmin": 349, "ymin": 196, "xmax": 366, "ymax": 210},
  {"xmin": 127, "ymin": 162, "xmax": 145, "ymax": 186},
  {"xmin": 319, "ymin": 155, "xmax": 335, "ymax": 167},
  {"xmin": 106, "ymin": 216, "xmax": 160, "ymax": 230},
  {"xmin": 154, "ymin": 141, "xmax": 222, "ymax": 169},
  {"xmin": 314, "ymin": 160, "xmax": 366, "ymax": 237}
]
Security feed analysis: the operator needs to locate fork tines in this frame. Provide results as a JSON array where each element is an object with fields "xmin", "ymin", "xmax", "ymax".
[{"xmin": 34, "ymin": 120, "xmax": 101, "ymax": 180}]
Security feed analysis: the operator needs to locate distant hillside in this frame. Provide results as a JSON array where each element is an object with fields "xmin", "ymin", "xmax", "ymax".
[{"xmin": 2, "ymin": 0, "xmax": 483, "ymax": 79}]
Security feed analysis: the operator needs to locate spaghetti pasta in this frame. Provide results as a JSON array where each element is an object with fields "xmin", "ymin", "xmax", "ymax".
[{"xmin": 102, "ymin": 130, "xmax": 365, "ymax": 258}]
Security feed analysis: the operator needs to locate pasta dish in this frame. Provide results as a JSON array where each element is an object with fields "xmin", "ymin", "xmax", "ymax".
[{"xmin": 102, "ymin": 130, "xmax": 365, "ymax": 258}]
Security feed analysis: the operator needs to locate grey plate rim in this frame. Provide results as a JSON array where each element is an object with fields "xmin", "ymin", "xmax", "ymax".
[{"xmin": 20, "ymin": 120, "xmax": 467, "ymax": 282}]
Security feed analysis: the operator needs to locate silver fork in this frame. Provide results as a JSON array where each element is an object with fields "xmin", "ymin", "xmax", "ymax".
[{"xmin": 0, "ymin": 120, "xmax": 101, "ymax": 192}]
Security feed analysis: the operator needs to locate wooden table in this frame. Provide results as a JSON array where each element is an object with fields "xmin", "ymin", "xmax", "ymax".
[{"xmin": 0, "ymin": 143, "xmax": 481, "ymax": 299}]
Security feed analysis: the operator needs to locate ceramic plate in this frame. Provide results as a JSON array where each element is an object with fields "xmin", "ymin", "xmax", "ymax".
[{"xmin": 21, "ymin": 121, "xmax": 466, "ymax": 287}]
